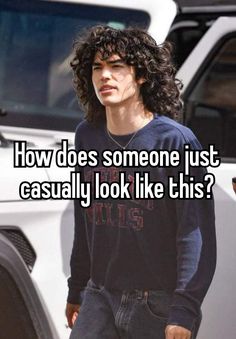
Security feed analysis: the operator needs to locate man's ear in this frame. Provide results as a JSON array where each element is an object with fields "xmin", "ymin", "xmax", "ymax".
[{"xmin": 137, "ymin": 77, "xmax": 146, "ymax": 85}]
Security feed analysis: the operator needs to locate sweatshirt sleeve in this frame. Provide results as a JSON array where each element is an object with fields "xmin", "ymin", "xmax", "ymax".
[
  {"xmin": 67, "ymin": 193, "xmax": 91, "ymax": 304},
  {"xmin": 67, "ymin": 127, "xmax": 91, "ymax": 304},
  {"xmin": 167, "ymin": 133, "xmax": 217, "ymax": 331}
]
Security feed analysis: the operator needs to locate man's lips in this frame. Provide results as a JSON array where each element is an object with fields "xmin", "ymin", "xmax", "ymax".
[{"xmin": 99, "ymin": 85, "xmax": 116, "ymax": 93}]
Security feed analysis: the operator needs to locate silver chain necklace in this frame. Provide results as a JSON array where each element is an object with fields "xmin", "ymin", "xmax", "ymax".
[{"xmin": 106, "ymin": 128, "xmax": 139, "ymax": 150}]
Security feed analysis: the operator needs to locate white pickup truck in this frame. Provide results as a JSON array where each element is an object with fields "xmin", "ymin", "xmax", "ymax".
[{"xmin": 0, "ymin": 1, "xmax": 235, "ymax": 338}]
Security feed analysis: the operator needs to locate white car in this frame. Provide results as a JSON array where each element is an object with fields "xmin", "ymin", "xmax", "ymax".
[
  {"xmin": 176, "ymin": 16, "xmax": 236, "ymax": 339},
  {"xmin": 0, "ymin": 1, "xmax": 235, "ymax": 338}
]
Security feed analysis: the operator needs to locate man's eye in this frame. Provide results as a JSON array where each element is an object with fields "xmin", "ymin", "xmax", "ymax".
[{"xmin": 112, "ymin": 64, "xmax": 123, "ymax": 68}]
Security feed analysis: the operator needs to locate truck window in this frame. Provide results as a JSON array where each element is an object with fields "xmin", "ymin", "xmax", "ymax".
[
  {"xmin": 183, "ymin": 36, "xmax": 236, "ymax": 160},
  {"xmin": 0, "ymin": 1, "xmax": 149, "ymax": 132},
  {"xmin": 168, "ymin": 7, "xmax": 236, "ymax": 69},
  {"xmin": 167, "ymin": 19, "xmax": 209, "ymax": 69}
]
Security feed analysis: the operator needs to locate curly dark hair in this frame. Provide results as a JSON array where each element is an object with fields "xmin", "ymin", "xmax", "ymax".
[{"xmin": 71, "ymin": 25, "xmax": 182, "ymax": 124}]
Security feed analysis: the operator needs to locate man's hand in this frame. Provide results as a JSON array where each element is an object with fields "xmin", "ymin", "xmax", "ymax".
[
  {"xmin": 165, "ymin": 325, "xmax": 191, "ymax": 339},
  {"xmin": 65, "ymin": 302, "xmax": 80, "ymax": 329}
]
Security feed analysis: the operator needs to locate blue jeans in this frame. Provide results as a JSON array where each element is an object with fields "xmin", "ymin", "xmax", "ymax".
[{"xmin": 70, "ymin": 279, "xmax": 201, "ymax": 339}]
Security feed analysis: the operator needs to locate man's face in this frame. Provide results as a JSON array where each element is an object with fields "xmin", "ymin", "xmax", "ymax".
[{"xmin": 92, "ymin": 53, "xmax": 143, "ymax": 107}]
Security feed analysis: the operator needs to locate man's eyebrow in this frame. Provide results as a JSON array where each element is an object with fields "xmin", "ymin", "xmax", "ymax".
[
  {"xmin": 92, "ymin": 61, "xmax": 102, "ymax": 66},
  {"xmin": 107, "ymin": 59, "xmax": 125, "ymax": 65},
  {"xmin": 92, "ymin": 59, "xmax": 125, "ymax": 66}
]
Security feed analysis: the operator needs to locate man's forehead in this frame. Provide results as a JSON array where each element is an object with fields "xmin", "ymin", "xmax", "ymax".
[{"xmin": 93, "ymin": 53, "xmax": 124, "ymax": 63}]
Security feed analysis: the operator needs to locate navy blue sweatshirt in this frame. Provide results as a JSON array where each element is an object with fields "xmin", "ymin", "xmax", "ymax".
[{"xmin": 67, "ymin": 114, "xmax": 216, "ymax": 331}]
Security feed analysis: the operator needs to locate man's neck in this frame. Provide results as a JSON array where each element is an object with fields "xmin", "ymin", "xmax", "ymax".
[{"xmin": 106, "ymin": 101, "xmax": 153, "ymax": 135}]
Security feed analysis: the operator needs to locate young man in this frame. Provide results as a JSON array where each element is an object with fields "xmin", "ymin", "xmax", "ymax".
[{"xmin": 66, "ymin": 26, "xmax": 216, "ymax": 339}]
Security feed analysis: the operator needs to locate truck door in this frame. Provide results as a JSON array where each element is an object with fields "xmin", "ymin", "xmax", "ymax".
[{"xmin": 177, "ymin": 17, "xmax": 236, "ymax": 339}]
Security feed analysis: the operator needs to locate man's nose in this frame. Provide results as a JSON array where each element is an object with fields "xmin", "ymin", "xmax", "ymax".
[{"xmin": 100, "ymin": 67, "xmax": 111, "ymax": 80}]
